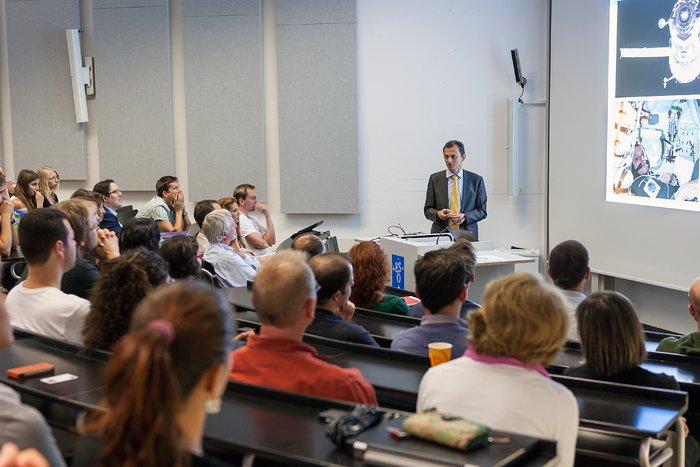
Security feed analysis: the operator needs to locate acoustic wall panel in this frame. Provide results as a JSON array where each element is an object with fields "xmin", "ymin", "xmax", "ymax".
[
  {"xmin": 5, "ymin": 0, "xmax": 87, "ymax": 179},
  {"xmin": 182, "ymin": 0, "xmax": 265, "ymax": 201},
  {"xmin": 93, "ymin": 0, "xmax": 174, "ymax": 190},
  {"xmin": 277, "ymin": 0, "xmax": 359, "ymax": 214}
]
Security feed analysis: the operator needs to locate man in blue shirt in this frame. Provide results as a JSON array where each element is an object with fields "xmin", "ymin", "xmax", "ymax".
[
  {"xmin": 391, "ymin": 249, "xmax": 469, "ymax": 359},
  {"xmin": 306, "ymin": 253, "xmax": 378, "ymax": 346}
]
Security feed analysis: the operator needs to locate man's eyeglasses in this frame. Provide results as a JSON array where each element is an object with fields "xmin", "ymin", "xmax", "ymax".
[{"xmin": 108, "ymin": 189, "xmax": 122, "ymax": 195}]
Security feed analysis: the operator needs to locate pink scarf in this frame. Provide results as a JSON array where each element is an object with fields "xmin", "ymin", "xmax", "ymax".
[{"xmin": 464, "ymin": 346, "xmax": 551, "ymax": 379}]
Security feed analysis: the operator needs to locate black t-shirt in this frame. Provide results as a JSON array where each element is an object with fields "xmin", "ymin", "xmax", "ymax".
[{"xmin": 563, "ymin": 364, "xmax": 680, "ymax": 390}]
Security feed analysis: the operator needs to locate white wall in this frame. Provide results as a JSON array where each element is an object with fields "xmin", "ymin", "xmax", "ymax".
[{"xmin": 0, "ymin": 0, "xmax": 550, "ymax": 260}]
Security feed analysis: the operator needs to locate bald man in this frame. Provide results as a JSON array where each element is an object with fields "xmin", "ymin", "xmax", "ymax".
[
  {"xmin": 656, "ymin": 276, "xmax": 700, "ymax": 356},
  {"xmin": 229, "ymin": 250, "xmax": 377, "ymax": 404}
]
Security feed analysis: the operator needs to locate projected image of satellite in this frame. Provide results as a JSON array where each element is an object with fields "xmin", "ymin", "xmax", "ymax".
[{"xmin": 620, "ymin": 0, "xmax": 700, "ymax": 88}]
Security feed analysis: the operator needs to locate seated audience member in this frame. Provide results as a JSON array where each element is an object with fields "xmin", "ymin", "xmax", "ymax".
[
  {"xmin": 348, "ymin": 241, "xmax": 409, "ymax": 315},
  {"xmin": 36, "ymin": 166, "xmax": 59, "ymax": 207},
  {"xmin": 53, "ymin": 199, "xmax": 120, "ymax": 299},
  {"xmin": 417, "ymin": 272, "xmax": 577, "ymax": 466},
  {"xmin": 73, "ymin": 281, "xmax": 233, "ymax": 467},
  {"xmin": 233, "ymin": 183, "xmax": 276, "ymax": 256},
  {"xmin": 391, "ymin": 249, "xmax": 469, "ymax": 358},
  {"xmin": 71, "ymin": 189, "xmax": 105, "ymax": 225},
  {"xmin": 547, "ymin": 240, "xmax": 590, "ymax": 341},
  {"xmin": 193, "ymin": 199, "xmax": 220, "ymax": 253},
  {"xmin": 217, "ymin": 196, "xmax": 248, "ymax": 252},
  {"xmin": 565, "ymin": 291, "xmax": 678, "ymax": 388},
  {"xmin": 6, "ymin": 209, "xmax": 91, "ymax": 344},
  {"xmin": 231, "ymin": 250, "xmax": 378, "ymax": 404},
  {"xmin": 565, "ymin": 291, "xmax": 700, "ymax": 464},
  {"xmin": 409, "ymin": 239, "xmax": 479, "ymax": 319},
  {"xmin": 160, "ymin": 236, "xmax": 200, "ymax": 280},
  {"xmin": 119, "ymin": 218, "xmax": 160, "ymax": 253},
  {"xmin": 92, "ymin": 179, "xmax": 123, "ymax": 234},
  {"xmin": 0, "ymin": 302, "xmax": 64, "ymax": 466},
  {"xmin": 0, "ymin": 167, "xmax": 16, "ymax": 196},
  {"xmin": 82, "ymin": 248, "xmax": 169, "ymax": 352},
  {"xmin": 0, "ymin": 172, "xmax": 17, "ymax": 256},
  {"xmin": 11, "ymin": 169, "xmax": 41, "ymax": 213},
  {"xmin": 202, "ymin": 209, "xmax": 259, "ymax": 287},
  {"xmin": 657, "ymin": 276, "xmax": 700, "ymax": 356},
  {"xmin": 136, "ymin": 175, "xmax": 191, "ymax": 232},
  {"xmin": 291, "ymin": 233, "xmax": 325, "ymax": 259},
  {"xmin": 307, "ymin": 253, "xmax": 378, "ymax": 346}
]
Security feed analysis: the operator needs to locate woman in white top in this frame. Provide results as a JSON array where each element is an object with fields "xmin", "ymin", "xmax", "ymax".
[
  {"xmin": 202, "ymin": 209, "xmax": 259, "ymax": 287},
  {"xmin": 417, "ymin": 272, "xmax": 578, "ymax": 466}
]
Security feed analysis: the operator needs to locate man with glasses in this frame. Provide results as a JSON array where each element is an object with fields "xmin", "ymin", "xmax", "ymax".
[
  {"xmin": 424, "ymin": 140, "xmax": 487, "ymax": 239},
  {"xmin": 93, "ymin": 179, "xmax": 124, "ymax": 234}
]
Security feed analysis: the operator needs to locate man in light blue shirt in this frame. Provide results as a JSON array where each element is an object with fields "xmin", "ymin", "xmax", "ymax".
[{"xmin": 391, "ymin": 249, "xmax": 469, "ymax": 359}]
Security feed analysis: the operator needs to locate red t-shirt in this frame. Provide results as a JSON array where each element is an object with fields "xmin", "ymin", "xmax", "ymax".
[{"xmin": 230, "ymin": 335, "xmax": 378, "ymax": 405}]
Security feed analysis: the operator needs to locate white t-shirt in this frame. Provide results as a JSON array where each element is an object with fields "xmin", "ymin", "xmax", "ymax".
[
  {"xmin": 417, "ymin": 356, "xmax": 578, "ymax": 466},
  {"xmin": 238, "ymin": 212, "xmax": 272, "ymax": 256},
  {"xmin": 6, "ymin": 283, "xmax": 91, "ymax": 345},
  {"xmin": 203, "ymin": 243, "xmax": 260, "ymax": 287}
]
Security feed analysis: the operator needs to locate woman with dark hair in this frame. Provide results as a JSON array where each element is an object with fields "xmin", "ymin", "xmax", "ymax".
[
  {"xmin": 11, "ymin": 169, "xmax": 41, "ymax": 212},
  {"xmin": 82, "ymin": 248, "xmax": 169, "ymax": 352},
  {"xmin": 74, "ymin": 280, "xmax": 235, "ymax": 467},
  {"xmin": 119, "ymin": 217, "xmax": 160, "ymax": 253},
  {"xmin": 565, "ymin": 291, "xmax": 700, "ymax": 465},
  {"xmin": 348, "ymin": 241, "xmax": 409, "ymax": 315},
  {"xmin": 565, "ymin": 291, "xmax": 677, "ymax": 387},
  {"xmin": 160, "ymin": 235, "xmax": 200, "ymax": 279}
]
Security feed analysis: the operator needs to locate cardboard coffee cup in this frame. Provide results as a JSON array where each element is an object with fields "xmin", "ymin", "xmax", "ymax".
[{"xmin": 428, "ymin": 342, "xmax": 453, "ymax": 366}]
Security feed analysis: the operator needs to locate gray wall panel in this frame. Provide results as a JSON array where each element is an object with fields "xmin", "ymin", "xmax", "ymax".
[
  {"xmin": 183, "ymin": 0, "xmax": 259, "ymax": 17},
  {"xmin": 93, "ymin": 2, "xmax": 174, "ymax": 190},
  {"xmin": 182, "ymin": 1, "xmax": 265, "ymax": 201},
  {"xmin": 94, "ymin": 0, "xmax": 166, "ymax": 8},
  {"xmin": 277, "ymin": 0, "xmax": 355, "ymax": 25},
  {"xmin": 277, "ymin": 6, "xmax": 358, "ymax": 214},
  {"xmin": 6, "ymin": 0, "xmax": 86, "ymax": 179}
]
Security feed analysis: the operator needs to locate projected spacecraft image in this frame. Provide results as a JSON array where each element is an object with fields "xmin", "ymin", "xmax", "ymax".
[{"xmin": 607, "ymin": 0, "xmax": 700, "ymax": 209}]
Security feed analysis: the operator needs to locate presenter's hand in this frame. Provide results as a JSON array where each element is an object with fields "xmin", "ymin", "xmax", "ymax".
[
  {"xmin": 448, "ymin": 213, "xmax": 465, "ymax": 225},
  {"xmin": 437, "ymin": 209, "xmax": 451, "ymax": 220},
  {"xmin": 253, "ymin": 201, "xmax": 268, "ymax": 214}
]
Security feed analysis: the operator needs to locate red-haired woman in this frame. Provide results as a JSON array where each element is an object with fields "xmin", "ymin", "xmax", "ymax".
[{"xmin": 348, "ymin": 241, "xmax": 409, "ymax": 316}]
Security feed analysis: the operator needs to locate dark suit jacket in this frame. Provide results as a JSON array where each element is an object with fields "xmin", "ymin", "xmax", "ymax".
[
  {"xmin": 99, "ymin": 209, "xmax": 122, "ymax": 235},
  {"xmin": 424, "ymin": 169, "xmax": 487, "ymax": 239}
]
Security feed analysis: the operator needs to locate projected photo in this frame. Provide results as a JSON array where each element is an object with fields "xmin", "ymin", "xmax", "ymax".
[{"xmin": 607, "ymin": 0, "xmax": 700, "ymax": 209}]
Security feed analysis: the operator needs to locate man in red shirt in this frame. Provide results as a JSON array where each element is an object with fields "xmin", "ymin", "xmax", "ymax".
[{"xmin": 230, "ymin": 250, "xmax": 377, "ymax": 405}]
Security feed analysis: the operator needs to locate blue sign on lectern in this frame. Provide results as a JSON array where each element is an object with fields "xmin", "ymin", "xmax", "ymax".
[{"xmin": 391, "ymin": 254, "xmax": 404, "ymax": 289}]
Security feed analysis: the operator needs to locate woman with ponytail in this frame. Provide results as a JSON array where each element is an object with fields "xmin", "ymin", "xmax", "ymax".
[
  {"xmin": 416, "ymin": 272, "xmax": 579, "ymax": 466},
  {"xmin": 82, "ymin": 248, "xmax": 169, "ymax": 352},
  {"xmin": 74, "ymin": 280, "xmax": 234, "ymax": 467}
]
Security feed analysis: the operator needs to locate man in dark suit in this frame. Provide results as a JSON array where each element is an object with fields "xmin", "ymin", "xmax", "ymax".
[
  {"xmin": 93, "ymin": 179, "xmax": 123, "ymax": 235},
  {"xmin": 424, "ymin": 140, "xmax": 487, "ymax": 239}
]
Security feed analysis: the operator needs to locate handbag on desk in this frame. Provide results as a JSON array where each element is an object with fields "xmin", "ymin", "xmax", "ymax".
[{"xmin": 402, "ymin": 411, "xmax": 490, "ymax": 451}]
